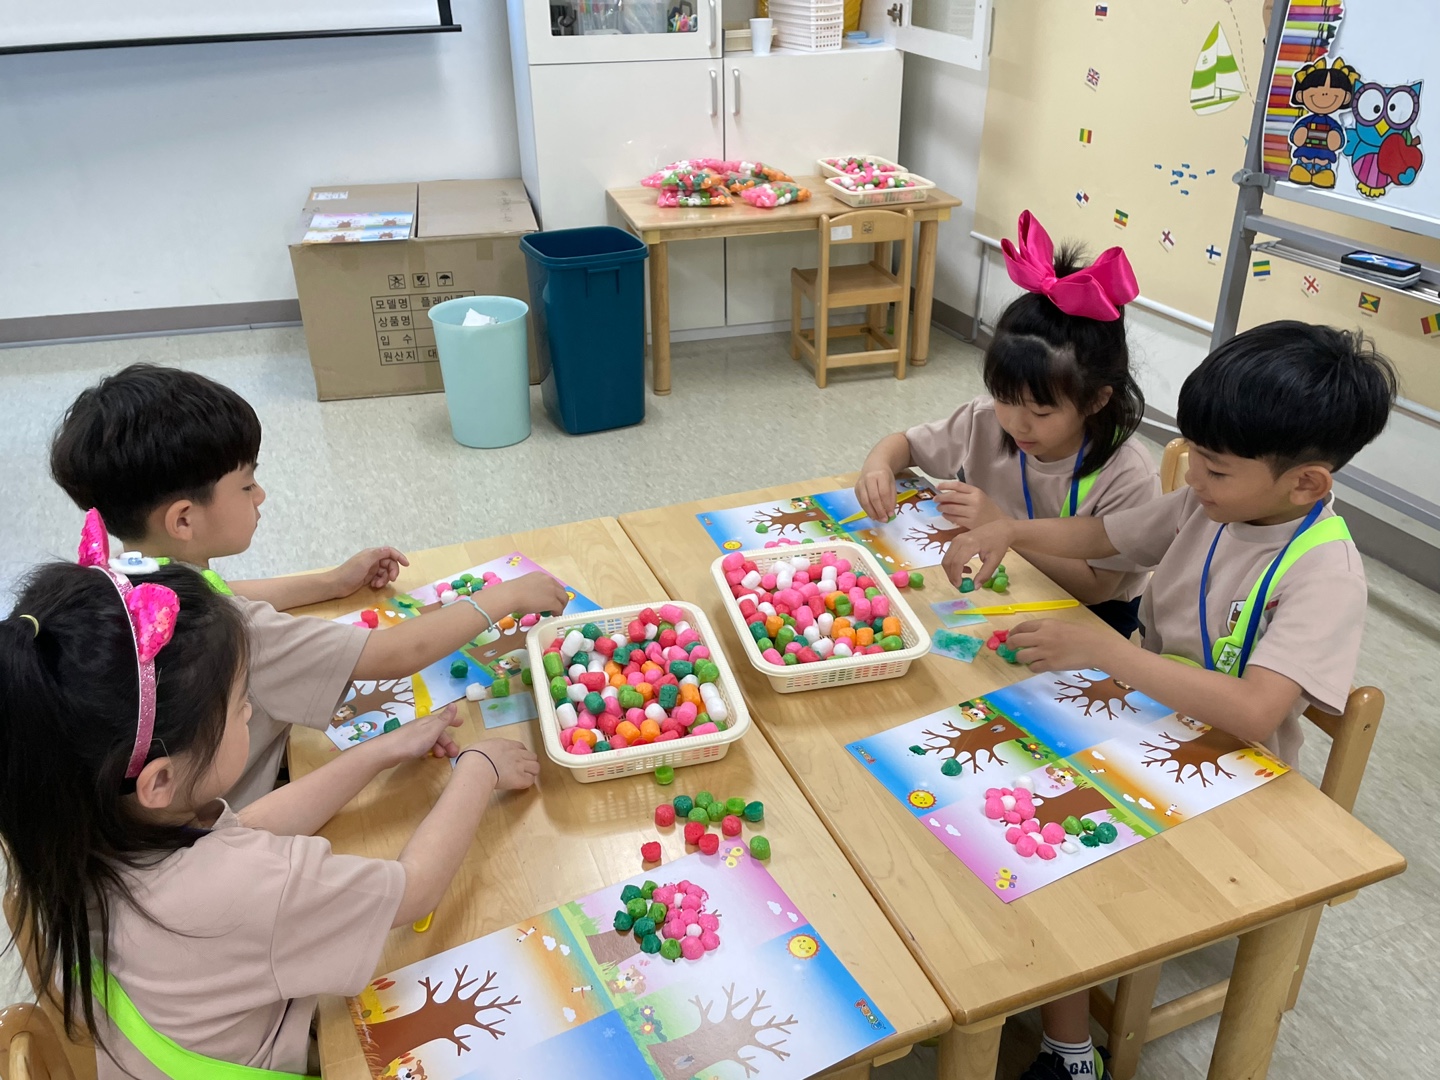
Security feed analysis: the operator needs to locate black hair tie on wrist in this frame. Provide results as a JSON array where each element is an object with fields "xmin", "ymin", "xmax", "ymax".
[{"xmin": 454, "ymin": 747, "xmax": 499, "ymax": 781}]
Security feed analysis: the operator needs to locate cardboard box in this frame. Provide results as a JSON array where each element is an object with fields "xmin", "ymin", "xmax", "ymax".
[{"xmin": 289, "ymin": 179, "xmax": 542, "ymax": 401}]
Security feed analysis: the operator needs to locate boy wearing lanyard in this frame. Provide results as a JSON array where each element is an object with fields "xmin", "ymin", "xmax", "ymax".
[{"xmin": 944, "ymin": 320, "xmax": 1397, "ymax": 1080}]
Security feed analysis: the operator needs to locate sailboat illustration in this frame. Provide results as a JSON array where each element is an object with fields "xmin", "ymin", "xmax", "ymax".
[{"xmin": 1190, "ymin": 22, "xmax": 1246, "ymax": 115}]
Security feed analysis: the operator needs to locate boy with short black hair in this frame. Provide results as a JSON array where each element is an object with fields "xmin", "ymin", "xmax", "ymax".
[
  {"xmin": 944, "ymin": 320, "xmax": 1398, "ymax": 1079},
  {"xmin": 51, "ymin": 363, "xmax": 567, "ymax": 807}
]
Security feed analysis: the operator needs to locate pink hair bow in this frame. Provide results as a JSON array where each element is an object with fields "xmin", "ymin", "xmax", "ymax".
[
  {"xmin": 1001, "ymin": 210, "xmax": 1139, "ymax": 322},
  {"xmin": 78, "ymin": 509, "xmax": 180, "ymax": 779}
]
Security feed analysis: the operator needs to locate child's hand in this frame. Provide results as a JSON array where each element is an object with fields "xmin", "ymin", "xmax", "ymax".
[
  {"xmin": 943, "ymin": 520, "xmax": 1012, "ymax": 587},
  {"xmin": 375, "ymin": 704, "xmax": 462, "ymax": 766},
  {"xmin": 855, "ymin": 467, "xmax": 898, "ymax": 523},
  {"xmin": 1006, "ymin": 619, "xmax": 1125, "ymax": 673},
  {"xmin": 330, "ymin": 547, "xmax": 410, "ymax": 597},
  {"xmin": 936, "ymin": 480, "xmax": 1008, "ymax": 530},
  {"xmin": 458, "ymin": 739, "xmax": 541, "ymax": 791},
  {"xmin": 494, "ymin": 572, "xmax": 571, "ymax": 619}
]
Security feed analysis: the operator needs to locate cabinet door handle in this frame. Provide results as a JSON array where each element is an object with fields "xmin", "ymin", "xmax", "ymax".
[
  {"xmin": 709, "ymin": 69, "xmax": 718, "ymax": 117},
  {"xmin": 709, "ymin": 0, "xmax": 717, "ymax": 49},
  {"xmin": 731, "ymin": 68, "xmax": 740, "ymax": 115}
]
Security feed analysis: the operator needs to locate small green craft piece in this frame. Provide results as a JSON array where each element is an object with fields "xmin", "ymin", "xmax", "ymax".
[
  {"xmin": 648, "ymin": 902, "xmax": 668, "ymax": 923},
  {"xmin": 1081, "ymin": 818, "xmax": 1097, "ymax": 833},
  {"xmin": 669, "ymin": 659, "xmax": 694, "ymax": 680},
  {"xmin": 748, "ymin": 836, "xmax": 771, "ymax": 860},
  {"xmin": 658, "ymin": 684, "xmax": 679, "ymax": 709},
  {"xmin": 881, "ymin": 635, "xmax": 905, "ymax": 652},
  {"xmin": 640, "ymin": 880, "xmax": 657, "ymax": 899},
  {"xmin": 641, "ymin": 933, "xmax": 662, "ymax": 954},
  {"xmin": 909, "ymin": 745, "xmax": 927, "ymax": 755},
  {"xmin": 982, "ymin": 577, "xmax": 995, "ymax": 591},
  {"xmin": 991, "ymin": 576, "xmax": 1010, "ymax": 594},
  {"xmin": 594, "ymin": 740, "xmax": 611, "ymax": 753},
  {"xmin": 613, "ymin": 911, "xmax": 633, "ymax": 931},
  {"xmin": 521, "ymin": 667, "xmax": 533, "ymax": 686},
  {"xmin": 449, "ymin": 659, "xmax": 469, "ymax": 679},
  {"xmin": 695, "ymin": 791, "xmax": 714, "ymax": 808},
  {"xmin": 632, "ymin": 917, "xmax": 656, "ymax": 938},
  {"xmin": 543, "ymin": 652, "xmax": 564, "ymax": 679},
  {"xmin": 660, "ymin": 937, "xmax": 683, "ymax": 961},
  {"xmin": 707, "ymin": 802, "xmax": 725, "ymax": 822},
  {"xmin": 1062, "ymin": 816, "xmax": 1083, "ymax": 836},
  {"xmin": 461, "ymin": 573, "xmax": 475, "ymax": 584},
  {"xmin": 996, "ymin": 564, "xmax": 1006, "ymax": 573},
  {"xmin": 572, "ymin": 652, "xmax": 589, "ymax": 668},
  {"xmin": 491, "ymin": 675, "xmax": 511, "ymax": 698},
  {"xmin": 688, "ymin": 807, "xmax": 709, "ymax": 823},
  {"xmin": 909, "ymin": 571, "xmax": 925, "ymax": 588},
  {"xmin": 997, "ymin": 644, "xmax": 1022, "ymax": 665},
  {"xmin": 581, "ymin": 622, "xmax": 603, "ymax": 640},
  {"xmin": 941, "ymin": 759, "xmax": 963, "ymax": 777},
  {"xmin": 626, "ymin": 897, "xmax": 649, "ymax": 918},
  {"xmin": 673, "ymin": 795, "xmax": 695, "ymax": 816},
  {"xmin": 383, "ymin": 718, "xmax": 401, "ymax": 733},
  {"xmin": 620, "ymin": 884, "xmax": 642, "ymax": 903},
  {"xmin": 725, "ymin": 797, "xmax": 745, "ymax": 815},
  {"xmin": 756, "ymin": 523, "xmax": 770, "ymax": 533},
  {"xmin": 1080, "ymin": 833, "xmax": 1101, "ymax": 848},
  {"xmin": 959, "ymin": 578, "xmax": 976, "ymax": 593},
  {"xmin": 654, "ymin": 764, "xmax": 675, "ymax": 785},
  {"xmin": 584, "ymin": 692, "xmax": 605, "ymax": 715},
  {"xmin": 783, "ymin": 654, "xmax": 799, "ymax": 666},
  {"xmin": 696, "ymin": 660, "xmax": 720, "ymax": 684},
  {"xmin": 549, "ymin": 676, "xmax": 569, "ymax": 704},
  {"xmin": 864, "ymin": 586, "xmax": 881, "ymax": 599},
  {"xmin": 714, "ymin": 719, "xmax": 728, "ymax": 731},
  {"xmin": 1094, "ymin": 822, "xmax": 1119, "ymax": 845},
  {"xmin": 743, "ymin": 801, "xmax": 765, "ymax": 823},
  {"xmin": 618, "ymin": 688, "xmax": 644, "ymax": 710}
]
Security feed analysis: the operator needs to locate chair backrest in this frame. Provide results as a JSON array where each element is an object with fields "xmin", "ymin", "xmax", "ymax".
[
  {"xmin": 1305, "ymin": 686, "xmax": 1383, "ymax": 813},
  {"xmin": 1, "ymin": 1003, "xmax": 77, "ymax": 1080},
  {"xmin": 2, "ymin": 889, "xmax": 95, "ymax": 1080},
  {"xmin": 1160, "ymin": 437, "xmax": 1190, "ymax": 494},
  {"xmin": 814, "ymin": 208, "xmax": 915, "ymax": 299}
]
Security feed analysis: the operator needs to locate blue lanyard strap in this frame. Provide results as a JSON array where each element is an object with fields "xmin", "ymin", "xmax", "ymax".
[
  {"xmin": 1019, "ymin": 436, "xmax": 1087, "ymax": 521},
  {"xmin": 1198, "ymin": 500, "xmax": 1325, "ymax": 674}
]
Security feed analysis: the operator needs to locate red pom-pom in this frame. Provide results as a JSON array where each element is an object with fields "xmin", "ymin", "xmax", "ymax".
[
  {"xmin": 721, "ymin": 815, "xmax": 742, "ymax": 837},
  {"xmin": 655, "ymin": 804, "xmax": 676, "ymax": 827},
  {"xmin": 641, "ymin": 841, "xmax": 662, "ymax": 863},
  {"xmin": 684, "ymin": 821, "xmax": 706, "ymax": 845},
  {"xmin": 698, "ymin": 833, "xmax": 720, "ymax": 855}
]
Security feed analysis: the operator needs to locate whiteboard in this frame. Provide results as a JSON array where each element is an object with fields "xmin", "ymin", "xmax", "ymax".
[
  {"xmin": 0, "ymin": 1, "xmax": 443, "ymax": 50},
  {"xmin": 1262, "ymin": 0, "xmax": 1440, "ymax": 238}
]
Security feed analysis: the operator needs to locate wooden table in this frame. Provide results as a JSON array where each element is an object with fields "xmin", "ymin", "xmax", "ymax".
[
  {"xmin": 619, "ymin": 479, "xmax": 1408, "ymax": 1080},
  {"xmin": 288, "ymin": 518, "xmax": 950, "ymax": 1079},
  {"xmin": 606, "ymin": 177, "xmax": 961, "ymax": 396}
]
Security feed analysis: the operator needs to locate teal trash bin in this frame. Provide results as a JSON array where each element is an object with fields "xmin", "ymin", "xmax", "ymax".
[
  {"xmin": 428, "ymin": 295, "xmax": 531, "ymax": 448},
  {"xmin": 521, "ymin": 226, "xmax": 648, "ymax": 435}
]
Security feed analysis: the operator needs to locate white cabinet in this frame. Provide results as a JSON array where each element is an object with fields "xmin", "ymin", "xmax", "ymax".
[{"xmin": 722, "ymin": 48, "xmax": 903, "ymax": 326}]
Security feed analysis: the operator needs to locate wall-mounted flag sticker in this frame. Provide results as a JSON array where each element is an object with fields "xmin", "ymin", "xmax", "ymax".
[
  {"xmin": 1079, "ymin": 128, "xmax": 1094, "ymax": 144},
  {"xmin": 1358, "ymin": 292, "xmax": 1381, "ymax": 315},
  {"xmin": 1076, "ymin": 191, "xmax": 1090, "ymax": 207},
  {"xmin": 1159, "ymin": 229, "xmax": 1176, "ymax": 252},
  {"xmin": 1421, "ymin": 312, "xmax": 1440, "ymax": 335},
  {"xmin": 1095, "ymin": 3, "xmax": 1108, "ymax": 17},
  {"xmin": 1086, "ymin": 67, "xmax": 1101, "ymax": 90},
  {"xmin": 1113, "ymin": 208, "xmax": 1129, "ymax": 228},
  {"xmin": 1251, "ymin": 259, "xmax": 1271, "ymax": 280},
  {"xmin": 1302, "ymin": 274, "xmax": 1321, "ymax": 297},
  {"xmin": 1205, "ymin": 244, "xmax": 1223, "ymax": 264}
]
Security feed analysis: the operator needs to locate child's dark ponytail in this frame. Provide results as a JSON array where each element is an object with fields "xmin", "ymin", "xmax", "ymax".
[
  {"xmin": 0, "ymin": 563, "xmax": 246, "ymax": 1045},
  {"xmin": 985, "ymin": 242, "xmax": 1146, "ymax": 477}
]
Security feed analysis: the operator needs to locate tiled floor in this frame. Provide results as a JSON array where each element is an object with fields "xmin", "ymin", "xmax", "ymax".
[{"xmin": 2, "ymin": 327, "xmax": 1436, "ymax": 1078}]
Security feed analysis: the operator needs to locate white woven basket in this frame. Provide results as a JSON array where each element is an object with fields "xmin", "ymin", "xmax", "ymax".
[
  {"xmin": 709, "ymin": 540, "xmax": 931, "ymax": 694},
  {"xmin": 824, "ymin": 172, "xmax": 935, "ymax": 207},
  {"xmin": 528, "ymin": 601, "xmax": 751, "ymax": 783}
]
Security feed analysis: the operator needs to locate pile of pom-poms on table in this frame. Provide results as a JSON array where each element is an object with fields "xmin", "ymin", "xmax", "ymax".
[
  {"xmin": 720, "ymin": 550, "xmax": 921, "ymax": 666},
  {"xmin": 542, "ymin": 606, "xmax": 730, "ymax": 755},
  {"xmin": 641, "ymin": 159, "xmax": 807, "ymax": 209},
  {"xmin": 983, "ymin": 777, "xmax": 1119, "ymax": 861},
  {"xmin": 651, "ymin": 792, "xmax": 768, "ymax": 863},
  {"xmin": 613, "ymin": 878, "xmax": 721, "ymax": 961}
]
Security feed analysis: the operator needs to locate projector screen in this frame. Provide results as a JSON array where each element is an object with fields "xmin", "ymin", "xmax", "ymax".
[{"xmin": 0, "ymin": 1, "xmax": 451, "ymax": 51}]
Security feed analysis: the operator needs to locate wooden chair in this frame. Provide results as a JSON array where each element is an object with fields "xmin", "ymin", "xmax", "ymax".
[
  {"xmin": 1159, "ymin": 436, "xmax": 1190, "ymax": 495},
  {"xmin": 1092, "ymin": 438, "xmax": 1387, "ymax": 1077},
  {"xmin": 790, "ymin": 208, "xmax": 914, "ymax": 388},
  {"xmin": 1, "ymin": 1003, "xmax": 77, "ymax": 1080}
]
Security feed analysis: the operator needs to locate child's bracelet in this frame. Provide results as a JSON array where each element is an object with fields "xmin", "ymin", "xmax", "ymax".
[
  {"xmin": 459, "ymin": 595, "xmax": 494, "ymax": 629},
  {"xmin": 453, "ymin": 747, "xmax": 499, "ymax": 781}
]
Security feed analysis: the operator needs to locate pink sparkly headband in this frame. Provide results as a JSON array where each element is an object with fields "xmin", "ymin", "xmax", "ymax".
[
  {"xmin": 77, "ymin": 509, "xmax": 180, "ymax": 781},
  {"xmin": 1001, "ymin": 210, "xmax": 1139, "ymax": 322}
]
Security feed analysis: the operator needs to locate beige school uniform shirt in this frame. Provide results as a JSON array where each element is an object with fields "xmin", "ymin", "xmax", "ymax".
[
  {"xmin": 96, "ymin": 802, "xmax": 404, "ymax": 1080},
  {"xmin": 905, "ymin": 396, "xmax": 1160, "ymax": 601},
  {"xmin": 228, "ymin": 596, "xmax": 370, "ymax": 808},
  {"xmin": 1104, "ymin": 488, "xmax": 1366, "ymax": 765}
]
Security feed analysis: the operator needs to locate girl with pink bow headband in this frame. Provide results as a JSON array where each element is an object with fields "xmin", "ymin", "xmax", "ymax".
[
  {"xmin": 856, "ymin": 210, "xmax": 1160, "ymax": 640},
  {"xmin": 0, "ymin": 510, "xmax": 540, "ymax": 1080}
]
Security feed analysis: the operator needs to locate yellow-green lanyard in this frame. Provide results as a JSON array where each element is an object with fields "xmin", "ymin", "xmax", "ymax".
[
  {"xmin": 91, "ymin": 964, "xmax": 316, "ymax": 1080},
  {"xmin": 150, "ymin": 557, "xmax": 234, "ymax": 596},
  {"xmin": 1020, "ymin": 437, "xmax": 1098, "ymax": 519}
]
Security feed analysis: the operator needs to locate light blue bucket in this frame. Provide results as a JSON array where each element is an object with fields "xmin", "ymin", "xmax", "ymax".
[{"xmin": 428, "ymin": 295, "xmax": 532, "ymax": 448}]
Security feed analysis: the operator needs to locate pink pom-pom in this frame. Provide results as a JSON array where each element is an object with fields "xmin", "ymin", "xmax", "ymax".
[
  {"xmin": 1003, "ymin": 810, "xmax": 1022, "ymax": 824},
  {"xmin": 1037, "ymin": 844, "xmax": 1057, "ymax": 860},
  {"xmin": 610, "ymin": 734, "xmax": 629, "ymax": 749},
  {"xmin": 698, "ymin": 912, "xmax": 719, "ymax": 931},
  {"xmin": 871, "ymin": 595, "xmax": 890, "ymax": 618},
  {"xmin": 659, "ymin": 603, "xmax": 684, "ymax": 623},
  {"xmin": 681, "ymin": 892, "xmax": 701, "ymax": 910},
  {"xmin": 626, "ymin": 707, "xmax": 646, "ymax": 725},
  {"xmin": 655, "ymin": 731, "xmax": 681, "ymax": 742},
  {"xmin": 722, "ymin": 553, "xmax": 745, "ymax": 572},
  {"xmin": 835, "ymin": 558, "xmax": 851, "ymax": 574},
  {"xmin": 1005, "ymin": 826, "xmax": 1023, "ymax": 844},
  {"xmin": 890, "ymin": 570, "xmax": 910, "ymax": 588},
  {"xmin": 762, "ymin": 648, "xmax": 784, "ymax": 665},
  {"xmin": 653, "ymin": 885, "xmax": 676, "ymax": 905},
  {"xmin": 681, "ymin": 936, "xmax": 705, "ymax": 960},
  {"xmin": 984, "ymin": 788, "xmax": 1001, "ymax": 799},
  {"xmin": 1021, "ymin": 818, "xmax": 1041, "ymax": 834},
  {"xmin": 689, "ymin": 645, "xmax": 711, "ymax": 660},
  {"xmin": 984, "ymin": 799, "xmax": 1004, "ymax": 820},
  {"xmin": 691, "ymin": 722, "xmax": 720, "ymax": 736},
  {"xmin": 628, "ymin": 620, "xmax": 646, "ymax": 642},
  {"xmin": 658, "ymin": 628, "xmax": 677, "ymax": 648},
  {"xmin": 560, "ymin": 728, "xmax": 575, "ymax": 748},
  {"xmin": 700, "ymin": 930, "xmax": 720, "ymax": 951},
  {"xmin": 1041, "ymin": 822, "xmax": 1066, "ymax": 845},
  {"xmin": 673, "ymin": 702, "xmax": 698, "ymax": 725},
  {"xmin": 577, "ymin": 712, "xmax": 597, "ymax": 730},
  {"xmin": 604, "ymin": 697, "xmax": 622, "ymax": 717},
  {"xmin": 1017, "ymin": 802, "xmax": 1035, "ymax": 822},
  {"xmin": 677, "ymin": 628, "xmax": 701, "ymax": 647},
  {"xmin": 664, "ymin": 919, "xmax": 686, "ymax": 940},
  {"xmin": 570, "ymin": 741, "xmax": 593, "ymax": 756},
  {"xmin": 1015, "ymin": 835, "xmax": 1039, "ymax": 857},
  {"xmin": 837, "ymin": 572, "xmax": 857, "ymax": 591}
]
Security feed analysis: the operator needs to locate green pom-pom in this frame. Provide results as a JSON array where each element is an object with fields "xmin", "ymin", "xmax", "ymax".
[
  {"xmin": 707, "ymin": 802, "xmax": 725, "ymax": 822},
  {"xmin": 521, "ymin": 667, "xmax": 533, "ymax": 685},
  {"xmin": 620, "ymin": 884, "xmax": 642, "ymax": 903},
  {"xmin": 584, "ymin": 692, "xmax": 605, "ymax": 715},
  {"xmin": 640, "ymin": 880, "xmax": 657, "ymax": 899},
  {"xmin": 696, "ymin": 791, "xmax": 714, "ymax": 808},
  {"xmin": 864, "ymin": 586, "xmax": 881, "ymax": 599},
  {"xmin": 688, "ymin": 807, "xmax": 709, "ymax": 823},
  {"xmin": 941, "ymin": 759, "xmax": 962, "ymax": 777},
  {"xmin": 909, "ymin": 571, "xmax": 925, "ymax": 588},
  {"xmin": 654, "ymin": 765, "xmax": 674, "ymax": 785},
  {"xmin": 549, "ymin": 676, "xmax": 569, "ymax": 703},
  {"xmin": 748, "ymin": 836, "xmax": 771, "ymax": 860},
  {"xmin": 783, "ymin": 654, "xmax": 798, "ymax": 666},
  {"xmin": 641, "ymin": 933, "xmax": 662, "ymax": 954},
  {"xmin": 572, "ymin": 652, "xmax": 589, "ymax": 668},
  {"xmin": 613, "ymin": 911, "xmax": 634, "ymax": 931},
  {"xmin": 881, "ymin": 635, "xmax": 905, "ymax": 652},
  {"xmin": 743, "ymin": 801, "xmax": 764, "ymax": 822},
  {"xmin": 594, "ymin": 740, "xmax": 611, "ymax": 753},
  {"xmin": 626, "ymin": 897, "xmax": 649, "ymax": 918},
  {"xmin": 632, "ymin": 917, "xmax": 656, "ymax": 938},
  {"xmin": 383, "ymin": 718, "xmax": 401, "ymax": 733},
  {"xmin": 959, "ymin": 578, "xmax": 975, "ymax": 593},
  {"xmin": 1094, "ymin": 822, "xmax": 1119, "ymax": 844},
  {"xmin": 449, "ymin": 659, "xmax": 469, "ymax": 679},
  {"xmin": 619, "ymin": 688, "xmax": 644, "ymax": 711},
  {"xmin": 461, "ymin": 573, "xmax": 475, "ymax": 583},
  {"xmin": 581, "ymin": 622, "xmax": 602, "ymax": 640},
  {"xmin": 673, "ymin": 795, "xmax": 694, "ymax": 816},
  {"xmin": 660, "ymin": 937, "xmax": 683, "ymax": 961},
  {"xmin": 756, "ymin": 637, "xmax": 774, "ymax": 652},
  {"xmin": 648, "ymin": 902, "xmax": 668, "ymax": 922},
  {"xmin": 1080, "ymin": 833, "xmax": 1100, "ymax": 848},
  {"xmin": 909, "ymin": 745, "xmax": 927, "ymax": 755},
  {"xmin": 669, "ymin": 660, "xmax": 694, "ymax": 679},
  {"xmin": 1062, "ymin": 816, "xmax": 1083, "ymax": 836},
  {"xmin": 492, "ymin": 675, "xmax": 511, "ymax": 698},
  {"xmin": 543, "ymin": 652, "xmax": 564, "ymax": 679},
  {"xmin": 696, "ymin": 661, "xmax": 720, "ymax": 684},
  {"xmin": 1081, "ymin": 818, "xmax": 1097, "ymax": 833},
  {"xmin": 725, "ymin": 797, "xmax": 745, "ymax": 815},
  {"xmin": 756, "ymin": 523, "xmax": 770, "ymax": 533},
  {"xmin": 658, "ymin": 684, "xmax": 679, "ymax": 709}
]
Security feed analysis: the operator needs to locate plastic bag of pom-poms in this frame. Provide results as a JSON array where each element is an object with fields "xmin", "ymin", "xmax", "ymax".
[
  {"xmin": 640, "ymin": 160, "xmax": 732, "ymax": 189},
  {"xmin": 728, "ymin": 160, "xmax": 793, "ymax": 183},
  {"xmin": 741, "ymin": 183, "xmax": 811, "ymax": 209},
  {"xmin": 656, "ymin": 188, "xmax": 732, "ymax": 208}
]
